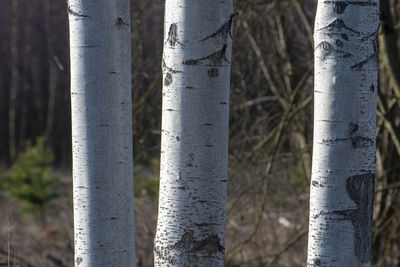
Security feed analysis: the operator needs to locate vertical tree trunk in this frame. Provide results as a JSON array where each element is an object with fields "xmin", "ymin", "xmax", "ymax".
[
  {"xmin": 9, "ymin": 0, "xmax": 19, "ymax": 162},
  {"xmin": 154, "ymin": 1, "xmax": 234, "ymax": 266},
  {"xmin": 44, "ymin": 0, "xmax": 59, "ymax": 143},
  {"xmin": 68, "ymin": 1, "xmax": 135, "ymax": 266},
  {"xmin": 307, "ymin": 1, "xmax": 379, "ymax": 266}
]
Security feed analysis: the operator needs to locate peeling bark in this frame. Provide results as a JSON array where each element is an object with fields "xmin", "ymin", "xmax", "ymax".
[
  {"xmin": 307, "ymin": 1, "xmax": 379, "ymax": 266},
  {"xmin": 154, "ymin": 1, "xmax": 234, "ymax": 266},
  {"xmin": 68, "ymin": 1, "xmax": 135, "ymax": 266}
]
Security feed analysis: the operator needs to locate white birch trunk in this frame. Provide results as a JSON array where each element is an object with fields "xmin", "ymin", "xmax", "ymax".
[
  {"xmin": 307, "ymin": 1, "xmax": 379, "ymax": 266},
  {"xmin": 68, "ymin": 1, "xmax": 135, "ymax": 266},
  {"xmin": 154, "ymin": 1, "xmax": 234, "ymax": 266}
]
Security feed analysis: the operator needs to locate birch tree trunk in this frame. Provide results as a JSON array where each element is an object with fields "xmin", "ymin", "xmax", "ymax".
[
  {"xmin": 154, "ymin": 1, "xmax": 234, "ymax": 266},
  {"xmin": 307, "ymin": 1, "xmax": 380, "ymax": 266},
  {"xmin": 68, "ymin": 1, "xmax": 135, "ymax": 266}
]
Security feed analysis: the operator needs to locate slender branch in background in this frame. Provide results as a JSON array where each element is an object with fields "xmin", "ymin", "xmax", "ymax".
[
  {"xmin": 9, "ymin": 0, "xmax": 19, "ymax": 162},
  {"xmin": 242, "ymin": 20, "xmax": 289, "ymax": 109},
  {"xmin": 292, "ymin": 0, "xmax": 314, "ymax": 48},
  {"xmin": 379, "ymin": 0, "xmax": 400, "ymax": 101}
]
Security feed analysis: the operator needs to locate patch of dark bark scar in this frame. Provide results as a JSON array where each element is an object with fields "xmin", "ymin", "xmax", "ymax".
[
  {"xmin": 173, "ymin": 232, "xmax": 224, "ymax": 256},
  {"xmin": 328, "ymin": 173, "xmax": 374, "ymax": 263},
  {"xmin": 200, "ymin": 12, "xmax": 238, "ymax": 41}
]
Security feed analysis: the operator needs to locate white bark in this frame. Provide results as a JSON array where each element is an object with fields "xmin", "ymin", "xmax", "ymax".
[
  {"xmin": 68, "ymin": 1, "xmax": 135, "ymax": 266},
  {"xmin": 308, "ymin": 1, "xmax": 379, "ymax": 266},
  {"xmin": 154, "ymin": 1, "xmax": 234, "ymax": 266}
]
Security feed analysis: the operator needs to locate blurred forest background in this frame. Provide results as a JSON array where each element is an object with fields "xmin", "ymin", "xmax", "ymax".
[{"xmin": 0, "ymin": 0, "xmax": 399, "ymax": 266}]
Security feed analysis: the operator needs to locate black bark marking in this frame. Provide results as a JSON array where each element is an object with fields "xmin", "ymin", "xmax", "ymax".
[
  {"xmin": 350, "ymin": 52, "xmax": 378, "ymax": 70},
  {"xmin": 200, "ymin": 13, "xmax": 238, "ymax": 41},
  {"xmin": 165, "ymin": 23, "xmax": 184, "ymax": 47},
  {"xmin": 312, "ymin": 181, "xmax": 328, "ymax": 188},
  {"xmin": 308, "ymin": 258, "xmax": 321, "ymax": 266},
  {"xmin": 361, "ymin": 29, "xmax": 379, "ymax": 42},
  {"xmin": 335, "ymin": 39, "xmax": 344, "ymax": 47},
  {"xmin": 320, "ymin": 135, "xmax": 374, "ymax": 148},
  {"xmin": 340, "ymin": 33, "xmax": 349, "ymax": 40},
  {"xmin": 116, "ymin": 17, "xmax": 129, "ymax": 28},
  {"xmin": 76, "ymin": 257, "xmax": 83, "ymax": 265},
  {"xmin": 195, "ymin": 223, "xmax": 218, "ymax": 227},
  {"xmin": 333, "ymin": 1, "xmax": 348, "ymax": 13},
  {"xmin": 208, "ymin": 68, "xmax": 219, "ymax": 77},
  {"xmin": 186, "ymin": 152, "xmax": 194, "ymax": 167},
  {"xmin": 164, "ymin": 73, "xmax": 173, "ymax": 86},
  {"xmin": 350, "ymin": 122, "xmax": 359, "ymax": 136},
  {"xmin": 162, "ymin": 59, "xmax": 182, "ymax": 74},
  {"xmin": 329, "ymin": 173, "xmax": 374, "ymax": 263},
  {"xmin": 351, "ymin": 32, "xmax": 379, "ymax": 70},
  {"xmin": 154, "ymin": 245, "xmax": 175, "ymax": 264},
  {"xmin": 67, "ymin": 7, "xmax": 89, "ymax": 18},
  {"xmin": 173, "ymin": 232, "xmax": 224, "ymax": 256},
  {"xmin": 319, "ymin": 137, "xmax": 349, "ymax": 145},
  {"xmin": 220, "ymin": 102, "xmax": 227, "ymax": 105},
  {"xmin": 176, "ymin": 136, "xmax": 180, "ymax": 141},
  {"xmin": 370, "ymin": 84, "xmax": 375, "ymax": 92},
  {"xmin": 182, "ymin": 44, "xmax": 230, "ymax": 66},
  {"xmin": 318, "ymin": 19, "xmax": 360, "ymax": 36},
  {"xmin": 78, "ymin": 45, "xmax": 100, "ymax": 48},
  {"xmin": 315, "ymin": 41, "xmax": 352, "ymax": 60},
  {"xmin": 323, "ymin": 1, "xmax": 378, "ymax": 14},
  {"xmin": 351, "ymin": 136, "xmax": 374, "ymax": 148}
]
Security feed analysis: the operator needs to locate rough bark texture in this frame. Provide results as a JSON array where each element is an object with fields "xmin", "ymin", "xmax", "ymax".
[
  {"xmin": 307, "ymin": 1, "xmax": 379, "ymax": 266},
  {"xmin": 154, "ymin": 1, "xmax": 233, "ymax": 266},
  {"xmin": 68, "ymin": 1, "xmax": 135, "ymax": 266}
]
